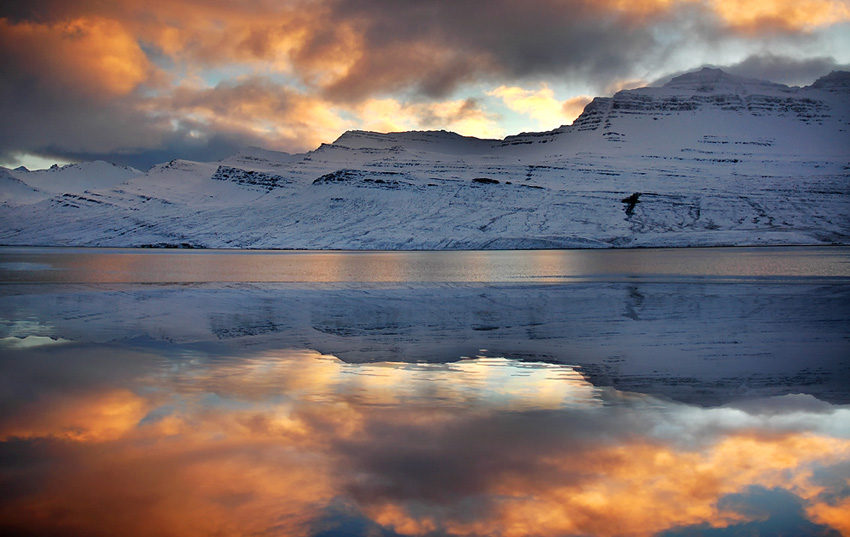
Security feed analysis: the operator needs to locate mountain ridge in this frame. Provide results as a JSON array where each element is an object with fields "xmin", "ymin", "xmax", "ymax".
[{"xmin": 1, "ymin": 68, "xmax": 848, "ymax": 250}]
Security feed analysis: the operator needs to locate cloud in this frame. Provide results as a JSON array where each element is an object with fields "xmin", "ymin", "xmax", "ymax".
[
  {"xmin": 5, "ymin": 1, "xmax": 850, "ymax": 95},
  {"xmin": 807, "ymin": 495, "xmax": 850, "ymax": 536},
  {"xmin": 489, "ymin": 85, "xmax": 565, "ymax": 125},
  {"xmin": 666, "ymin": 486, "xmax": 848, "ymax": 537},
  {"xmin": 708, "ymin": 0, "xmax": 850, "ymax": 33},
  {"xmin": 315, "ymin": 0, "xmax": 665, "ymax": 101},
  {"xmin": 159, "ymin": 78, "xmax": 353, "ymax": 149},
  {"xmin": 723, "ymin": 53, "xmax": 850, "ymax": 86},
  {"xmin": 1, "ymin": 344, "xmax": 850, "ymax": 537},
  {"xmin": 0, "ymin": 17, "xmax": 160, "ymax": 97},
  {"xmin": 489, "ymin": 85, "xmax": 593, "ymax": 127},
  {"xmin": 562, "ymin": 96, "xmax": 595, "ymax": 123},
  {"xmin": 358, "ymin": 97, "xmax": 504, "ymax": 139},
  {"xmin": 0, "ymin": 73, "xmax": 254, "ymax": 170},
  {"xmin": 340, "ymin": 409, "xmax": 850, "ymax": 537},
  {"xmin": 1, "ymin": 0, "xmax": 849, "ymax": 167},
  {"xmin": 651, "ymin": 53, "xmax": 850, "ymax": 88},
  {"xmin": 725, "ymin": 393, "xmax": 836, "ymax": 416}
]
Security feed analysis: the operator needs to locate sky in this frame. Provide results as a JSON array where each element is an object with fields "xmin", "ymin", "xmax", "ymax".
[{"xmin": 1, "ymin": 0, "xmax": 849, "ymax": 170}]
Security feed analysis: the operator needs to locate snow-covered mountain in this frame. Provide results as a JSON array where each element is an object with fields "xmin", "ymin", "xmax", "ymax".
[{"xmin": 1, "ymin": 68, "xmax": 848, "ymax": 249}]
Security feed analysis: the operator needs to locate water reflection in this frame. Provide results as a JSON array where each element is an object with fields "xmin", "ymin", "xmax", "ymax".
[
  {"xmin": 1, "ymin": 342, "xmax": 848, "ymax": 537},
  {"xmin": 3, "ymin": 281, "xmax": 847, "ymax": 405},
  {"xmin": 2, "ymin": 248, "xmax": 849, "ymax": 536},
  {"xmin": 2, "ymin": 246, "xmax": 849, "ymax": 283}
]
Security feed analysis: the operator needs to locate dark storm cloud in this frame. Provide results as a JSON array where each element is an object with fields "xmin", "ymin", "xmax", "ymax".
[
  {"xmin": 0, "ymin": 74, "xmax": 266, "ymax": 170},
  {"xmin": 313, "ymin": 0, "xmax": 665, "ymax": 101},
  {"xmin": 0, "ymin": 75, "xmax": 162, "ymax": 169},
  {"xmin": 651, "ymin": 54, "xmax": 850, "ymax": 88},
  {"xmin": 44, "ymin": 133, "xmax": 258, "ymax": 171},
  {"xmin": 724, "ymin": 54, "xmax": 850, "ymax": 86},
  {"xmin": 336, "ymin": 409, "xmax": 629, "ymax": 506}
]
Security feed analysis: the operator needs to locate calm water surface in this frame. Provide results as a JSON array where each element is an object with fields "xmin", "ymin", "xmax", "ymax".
[
  {"xmin": 1, "ymin": 247, "xmax": 849, "ymax": 537},
  {"xmin": 1, "ymin": 245, "xmax": 849, "ymax": 282}
]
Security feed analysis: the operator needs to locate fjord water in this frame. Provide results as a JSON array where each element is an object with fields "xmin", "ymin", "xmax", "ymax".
[
  {"xmin": 1, "ymin": 247, "xmax": 849, "ymax": 537},
  {"xmin": 2, "ymin": 245, "xmax": 850, "ymax": 283}
]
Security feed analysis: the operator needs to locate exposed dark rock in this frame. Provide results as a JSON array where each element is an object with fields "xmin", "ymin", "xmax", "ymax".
[
  {"xmin": 312, "ymin": 169, "xmax": 412, "ymax": 189},
  {"xmin": 211, "ymin": 166, "xmax": 290, "ymax": 191},
  {"xmin": 622, "ymin": 192, "xmax": 642, "ymax": 216}
]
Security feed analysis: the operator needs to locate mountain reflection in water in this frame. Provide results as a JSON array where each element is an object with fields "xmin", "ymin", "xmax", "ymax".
[
  {"xmin": 0, "ymin": 342, "xmax": 848, "ymax": 537},
  {"xmin": 1, "ymin": 247, "xmax": 849, "ymax": 536}
]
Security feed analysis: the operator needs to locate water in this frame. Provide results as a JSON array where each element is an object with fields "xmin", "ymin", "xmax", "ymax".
[
  {"xmin": 1, "ymin": 246, "xmax": 849, "ymax": 537},
  {"xmin": 1, "ymin": 245, "xmax": 849, "ymax": 283}
]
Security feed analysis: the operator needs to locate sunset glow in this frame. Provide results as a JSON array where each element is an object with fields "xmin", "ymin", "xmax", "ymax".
[
  {"xmin": 0, "ymin": 347, "xmax": 848, "ymax": 537},
  {"xmin": 1, "ymin": 0, "xmax": 848, "ymax": 169}
]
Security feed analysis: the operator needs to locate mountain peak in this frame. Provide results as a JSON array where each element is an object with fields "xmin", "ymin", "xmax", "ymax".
[
  {"xmin": 661, "ymin": 67, "xmax": 784, "ymax": 93},
  {"xmin": 664, "ymin": 67, "xmax": 736, "ymax": 86},
  {"xmin": 330, "ymin": 129, "xmax": 497, "ymax": 155},
  {"xmin": 810, "ymin": 70, "xmax": 850, "ymax": 92},
  {"xmin": 663, "ymin": 67, "xmax": 793, "ymax": 95}
]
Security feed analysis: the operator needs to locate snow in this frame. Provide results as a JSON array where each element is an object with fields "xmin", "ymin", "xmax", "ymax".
[
  {"xmin": 0, "ymin": 168, "xmax": 44, "ymax": 206},
  {"xmin": 0, "ymin": 68, "xmax": 848, "ymax": 249},
  {"xmin": 6, "ymin": 161, "xmax": 142, "ymax": 196}
]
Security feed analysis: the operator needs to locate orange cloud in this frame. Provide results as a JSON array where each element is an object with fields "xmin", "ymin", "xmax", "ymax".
[
  {"xmin": 364, "ymin": 433, "xmax": 850, "ymax": 537},
  {"xmin": 562, "ymin": 96, "xmax": 594, "ymax": 123},
  {"xmin": 709, "ymin": 0, "xmax": 850, "ymax": 32},
  {"xmin": 357, "ymin": 98, "xmax": 504, "ymax": 139},
  {"xmin": 807, "ymin": 497, "xmax": 850, "ymax": 535},
  {"xmin": 605, "ymin": 77, "xmax": 651, "ymax": 94},
  {"xmin": 154, "ymin": 78, "xmax": 354, "ymax": 152},
  {"xmin": 0, "ymin": 388, "xmax": 150, "ymax": 442},
  {"xmin": 489, "ymin": 84, "xmax": 565, "ymax": 126},
  {"xmin": 0, "ymin": 16, "xmax": 157, "ymax": 96},
  {"xmin": 4, "ymin": 0, "xmax": 849, "ymax": 108},
  {"xmin": 85, "ymin": 1, "xmax": 363, "ymax": 90},
  {"xmin": 489, "ymin": 85, "xmax": 592, "ymax": 128},
  {"xmin": 607, "ymin": 0, "xmax": 693, "ymax": 19},
  {"xmin": 2, "ymin": 335, "xmax": 850, "ymax": 537},
  {"xmin": 604, "ymin": 0, "xmax": 850, "ymax": 31},
  {"xmin": 0, "ymin": 417, "xmax": 338, "ymax": 537}
]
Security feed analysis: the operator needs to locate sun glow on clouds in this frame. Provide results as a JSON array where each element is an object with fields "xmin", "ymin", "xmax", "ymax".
[
  {"xmin": 709, "ymin": 0, "xmax": 850, "ymax": 31},
  {"xmin": 1, "ymin": 0, "xmax": 849, "ymax": 167},
  {"xmin": 159, "ymin": 78, "xmax": 355, "ymax": 150},
  {"xmin": 2, "ymin": 346, "xmax": 850, "ymax": 537},
  {"xmin": 607, "ymin": 0, "xmax": 850, "ymax": 30},
  {"xmin": 358, "ymin": 98, "xmax": 505, "ymax": 139},
  {"xmin": 0, "ymin": 16, "xmax": 156, "ymax": 97},
  {"xmin": 489, "ymin": 84, "xmax": 594, "ymax": 128},
  {"xmin": 364, "ymin": 436, "xmax": 850, "ymax": 537}
]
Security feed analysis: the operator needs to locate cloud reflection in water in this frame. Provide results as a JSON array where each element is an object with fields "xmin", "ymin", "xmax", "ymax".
[{"xmin": 0, "ymin": 344, "xmax": 848, "ymax": 537}]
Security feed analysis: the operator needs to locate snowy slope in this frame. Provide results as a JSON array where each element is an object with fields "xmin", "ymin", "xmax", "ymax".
[
  {"xmin": 7, "ymin": 161, "xmax": 142, "ymax": 196},
  {"xmin": 0, "ymin": 168, "xmax": 44, "ymax": 206},
  {"xmin": 0, "ymin": 68, "xmax": 848, "ymax": 249}
]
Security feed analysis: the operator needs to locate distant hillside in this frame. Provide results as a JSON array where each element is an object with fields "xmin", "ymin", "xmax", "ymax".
[{"xmin": 1, "ymin": 68, "xmax": 848, "ymax": 249}]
